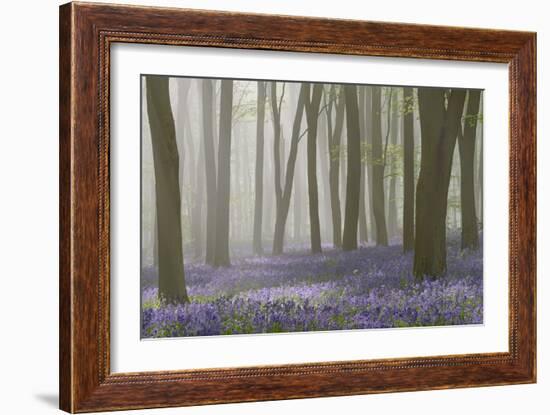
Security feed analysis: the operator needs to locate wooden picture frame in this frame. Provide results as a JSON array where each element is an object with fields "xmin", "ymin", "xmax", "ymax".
[{"xmin": 59, "ymin": 2, "xmax": 536, "ymax": 412}]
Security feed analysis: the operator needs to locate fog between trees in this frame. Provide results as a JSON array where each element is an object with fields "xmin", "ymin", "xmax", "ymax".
[{"xmin": 142, "ymin": 76, "xmax": 483, "ymax": 303}]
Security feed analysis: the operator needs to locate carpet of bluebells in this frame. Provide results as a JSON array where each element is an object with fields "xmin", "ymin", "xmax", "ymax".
[{"xmin": 141, "ymin": 237, "xmax": 483, "ymax": 338}]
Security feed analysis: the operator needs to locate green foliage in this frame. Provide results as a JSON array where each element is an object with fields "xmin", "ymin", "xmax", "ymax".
[{"xmin": 463, "ymin": 112, "xmax": 483, "ymax": 127}]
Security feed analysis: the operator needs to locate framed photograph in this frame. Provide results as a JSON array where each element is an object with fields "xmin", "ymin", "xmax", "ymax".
[{"xmin": 59, "ymin": 2, "xmax": 536, "ymax": 412}]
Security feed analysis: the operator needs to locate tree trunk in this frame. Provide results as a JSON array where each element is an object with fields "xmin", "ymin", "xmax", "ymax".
[
  {"xmin": 253, "ymin": 81, "xmax": 266, "ymax": 254},
  {"xmin": 202, "ymin": 79, "xmax": 217, "ymax": 265},
  {"xmin": 271, "ymin": 82, "xmax": 284, "ymax": 221},
  {"xmin": 325, "ymin": 85, "xmax": 345, "ymax": 248},
  {"xmin": 342, "ymin": 85, "xmax": 362, "ymax": 251},
  {"xmin": 371, "ymin": 87, "xmax": 389, "ymax": 246},
  {"xmin": 318, "ymin": 103, "xmax": 331, "ymax": 242},
  {"xmin": 146, "ymin": 76, "xmax": 189, "ymax": 303},
  {"xmin": 402, "ymin": 87, "xmax": 415, "ymax": 252},
  {"xmin": 272, "ymin": 84, "xmax": 308, "ymax": 254},
  {"xmin": 304, "ymin": 83, "xmax": 324, "ymax": 254},
  {"xmin": 213, "ymin": 80, "xmax": 233, "ymax": 267},
  {"xmin": 387, "ymin": 92, "xmax": 399, "ymax": 239},
  {"xmin": 413, "ymin": 88, "xmax": 466, "ymax": 279},
  {"xmin": 365, "ymin": 87, "xmax": 376, "ymax": 242},
  {"xmin": 458, "ymin": 89, "xmax": 481, "ymax": 250},
  {"xmin": 357, "ymin": 87, "xmax": 369, "ymax": 244},
  {"xmin": 477, "ymin": 112, "xmax": 483, "ymax": 224}
]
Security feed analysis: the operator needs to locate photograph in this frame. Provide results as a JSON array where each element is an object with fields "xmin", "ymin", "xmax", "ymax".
[{"xmin": 140, "ymin": 76, "xmax": 484, "ymax": 338}]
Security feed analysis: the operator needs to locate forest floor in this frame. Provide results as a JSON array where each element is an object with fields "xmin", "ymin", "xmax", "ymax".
[{"xmin": 141, "ymin": 236, "xmax": 483, "ymax": 338}]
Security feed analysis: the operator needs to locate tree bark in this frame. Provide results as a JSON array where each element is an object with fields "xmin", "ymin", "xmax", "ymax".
[
  {"xmin": 271, "ymin": 82, "xmax": 284, "ymax": 222},
  {"xmin": 342, "ymin": 85, "xmax": 362, "ymax": 251},
  {"xmin": 402, "ymin": 87, "xmax": 415, "ymax": 252},
  {"xmin": 387, "ymin": 92, "xmax": 399, "ymax": 239},
  {"xmin": 253, "ymin": 81, "xmax": 266, "ymax": 254},
  {"xmin": 357, "ymin": 87, "xmax": 369, "ymax": 244},
  {"xmin": 304, "ymin": 83, "xmax": 324, "ymax": 254},
  {"xmin": 146, "ymin": 76, "xmax": 189, "ymax": 303},
  {"xmin": 458, "ymin": 89, "xmax": 481, "ymax": 250},
  {"xmin": 213, "ymin": 80, "xmax": 233, "ymax": 267},
  {"xmin": 413, "ymin": 88, "xmax": 466, "ymax": 279},
  {"xmin": 371, "ymin": 87, "xmax": 389, "ymax": 246},
  {"xmin": 272, "ymin": 85, "xmax": 308, "ymax": 254},
  {"xmin": 202, "ymin": 79, "xmax": 217, "ymax": 265},
  {"xmin": 365, "ymin": 87, "xmax": 376, "ymax": 242},
  {"xmin": 325, "ymin": 85, "xmax": 345, "ymax": 248}
]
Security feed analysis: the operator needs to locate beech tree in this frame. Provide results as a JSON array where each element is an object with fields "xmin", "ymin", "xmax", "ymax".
[
  {"xmin": 414, "ymin": 88, "xmax": 466, "ymax": 279},
  {"xmin": 371, "ymin": 86, "xmax": 389, "ymax": 246},
  {"xmin": 272, "ymin": 84, "xmax": 308, "ymax": 254},
  {"xmin": 402, "ymin": 87, "xmax": 415, "ymax": 252},
  {"xmin": 342, "ymin": 85, "xmax": 361, "ymax": 251},
  {"xmin": 213, "ymin": 80, "xmax": 233, "ymax": 267},
  {"xmin": 202, "ymin": 79, "xmax": 217, "ymax": 265},
  {"xmin": 146, "ymin": 75, "xmax": 189, "ymax": 303},
  {"xmin": 325, "ymin": 85, "xmax": 345, "ymax": 247},
  {"xmin": 304, "ymin": 83, "xmax": 324, "ymax": 254},
  {"xmin": 458, "ymin": 89, "xmax": 482, "ymax": 250},
  {"xmin": 253, "ymin": 81, "xmax": 266, "ymax": 255}
]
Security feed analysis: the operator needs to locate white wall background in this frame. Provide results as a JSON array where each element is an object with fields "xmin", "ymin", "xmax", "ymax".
[{"xmin": 0, "ymin": 0, "xmax": 546, "ymax": 414}]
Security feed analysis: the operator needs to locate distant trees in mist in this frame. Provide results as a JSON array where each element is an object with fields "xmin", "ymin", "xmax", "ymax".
[{"xmin": 143, "ymin": 76, "xmax": 483, "ymax": 302}]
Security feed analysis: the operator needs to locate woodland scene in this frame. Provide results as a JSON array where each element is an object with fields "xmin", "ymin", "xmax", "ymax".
[{"xmin": 141, "ymin": 75, "xmax": 483, "ymax": 338}]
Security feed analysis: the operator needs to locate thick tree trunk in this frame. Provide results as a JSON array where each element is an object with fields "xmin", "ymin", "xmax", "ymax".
[
  {"xmin": 402, "ymin": 87, "xmax": 415, "ymax": 252},
  {"xmin": 342, "ymin": 85, "xmax": 362, "ymax": 251},
  {"xmin": 146, "ymin": 76, "xmax": 189, "ymax": 303},
  {"xmin": 202, "ymin": 79, "xmax": 217, "ymax": 265},
  {"xmin": 253, "ymin": 82, "xmax": 266, "ymax": 254},
  {"xmin": 304, "ymin": 83, "xmax": 324, "ymax": 254},
  {"xmin": 325, "ymin": 86, "xmax": 345, "ymax": 248},
  {"xmin": 413, "ymin": 88, "xmax": 466, "ymax": 279},
  {"xmin": 458, "ymin": 90, "xmax": 481, "ymax": 250},
  {"xmin": 371, "ymin": 87, "xmax": 389, "ymax": 246},
  {"xmin": 272, "ymin": 85, "xmax": 308, "ymax": 254},
  {"xmin": 358, "ymin": 87, "xmax": 369, "ymax": 244},
  {"xmin": 213, "ymin": 80, "xmax": 233, "ymax": 267}
]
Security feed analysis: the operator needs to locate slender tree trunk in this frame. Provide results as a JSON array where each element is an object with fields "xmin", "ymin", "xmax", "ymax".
[
  {"xmin": 365, "ymin": 87, "xmax": 376, "ymax": 242},
  {"xmin": 357, "ymin": 87, "xmax": 369, "ymax": 244},
  {"xmin": 146, "ymin": 76, "xmax": 189, "ymax": 303},
  {"xmin": 193, "ymin": 134, "xmax": 205, "ymax": 260},
  {"xmin": 253, "ymin": 81, "xmax": 266, "ymax": 254},
  {"xmin": 475, "ymin": 93, "xmax": 484, "ymax": 228},
  {"xmin": 272, "ymin": 85, "xmax": 308, "ymax": 254},
  {"xmin": 325, "ymin": 86, "xmax": 345, "ymax": 247},
  {"xmin": 152, "ymin": 211, "xmax": 158, "ymax": 268},
  {"xmin": 213, "ymin": 80, "xmax": 233, "ymax": 267},
  {"xmin": 178, "ymin": 81, "xmax": 205, "ymax": 260},
  {"xmin": 388, "ymin": 92, "xmax": 399, "ymax": 239},
  {"xmin": 402, "ymin": 87, "xmax": 415, "ymax": 252},
  {"xmin": 342, "ymin": 85, "xmax": 362, "ymax": 251},
  {"xmin": 458, "ymin": 90, "xmax": 481, "ymax": 250},
  {"xmin": 293, "ymin": 151, "xmax": 303, "ymax": 242},
  {"xmin": 304, "ymin": 83, "xmax": 324, "ymax": 254},
  {"xmin": 271, "ymin": 82, "xmax": 283, "ymax": 224},
  {"xmin": 371, "ymin": 87, "xmax": 389, "ymax": 246},
  {"xmin": 202, "ymin": 79, "xmax": 217, "ymax": 265},
  {"xmin": 318, "ymin": 105, "xmax": 331, "ymax": 242},
  {"xmin": 413, "ymin": 88, "xmax": 466, "ymax": 279}
]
